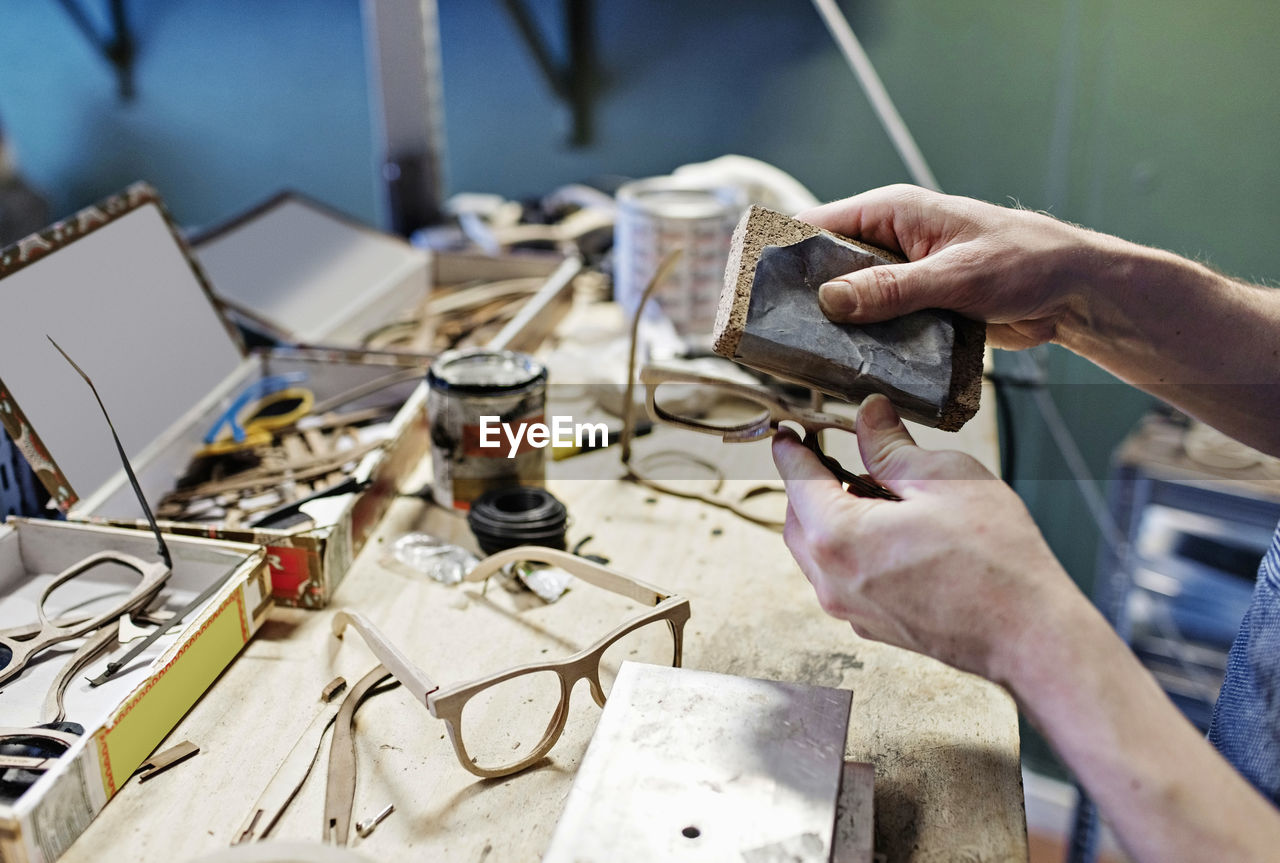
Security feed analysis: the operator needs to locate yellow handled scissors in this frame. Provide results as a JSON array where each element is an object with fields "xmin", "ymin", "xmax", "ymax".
[{"xmin": 199, "ymin": 376, "xmax": 315, "ymax": 456}]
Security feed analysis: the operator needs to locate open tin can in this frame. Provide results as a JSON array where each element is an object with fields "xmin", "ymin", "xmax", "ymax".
[{"xmin": 427, "ymin": 348, "xmax": 547, "ymax": 510}]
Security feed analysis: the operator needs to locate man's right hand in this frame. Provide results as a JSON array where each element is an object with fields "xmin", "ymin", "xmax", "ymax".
[{"xmin": 797, "ymin": 184, "xmax": 1113, "ymax": 351}]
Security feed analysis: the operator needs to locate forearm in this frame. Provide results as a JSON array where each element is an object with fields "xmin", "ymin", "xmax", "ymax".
[
  {"xmin": 1010, "ymin": 596, "xmax": 1280, "ymax": 862},
  {"xmin": 1054, "ymin": 236, "xmax": 1280, "ymax": 454}
]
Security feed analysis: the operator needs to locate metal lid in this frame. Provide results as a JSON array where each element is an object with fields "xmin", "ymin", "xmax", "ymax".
[
  {"xmin": 427, "ymin": 348, "xmax": 546, "ymax": 395},
  {"xmin": 615, "ymin": 177, "xmax": 745, "ymax": 221}
]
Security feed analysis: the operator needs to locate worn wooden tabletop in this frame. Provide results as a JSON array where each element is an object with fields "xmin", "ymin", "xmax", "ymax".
[{"xmin": 60, "ymin": 308, "xmax": 1027, "ymax": 863}]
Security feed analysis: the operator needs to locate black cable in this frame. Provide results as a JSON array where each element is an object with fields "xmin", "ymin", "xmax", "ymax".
[
  {"xmin": 50, "ymin": 337, "xmax": 171, "ymax": 569},
  {"xmin": 986, "ymin": 373, "xmax": 1019, "ymax": 484}
]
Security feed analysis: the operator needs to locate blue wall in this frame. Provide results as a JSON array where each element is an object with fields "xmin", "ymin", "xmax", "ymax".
[
  {"xmin": 2, "ymin": 0, "xmax": 1279, "ymax": 589},
  {"xmin": 0, "ymin": 0, "xmax": 376, "ymax": 229}
]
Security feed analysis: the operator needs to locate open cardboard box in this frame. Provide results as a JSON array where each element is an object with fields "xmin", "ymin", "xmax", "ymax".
[
  {"xmin": 0, "ymin": 517, "xmax": 269, "ymax": 863},
  {"xmin": 190, "ymin": 190, "xmax": 581, "ymax": 356},
  {"xmin": 190, "ymin": 191, "xmax": 434, "ymax": 350},
  {"xmin": 0, "ymin": 184, "xmax": 430, "ymax": 608}
]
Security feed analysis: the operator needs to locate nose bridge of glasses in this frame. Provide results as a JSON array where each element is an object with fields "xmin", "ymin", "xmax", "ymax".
[{"xmin": 568, "ymin": 669, "xmax": 608, "ymax": 709}]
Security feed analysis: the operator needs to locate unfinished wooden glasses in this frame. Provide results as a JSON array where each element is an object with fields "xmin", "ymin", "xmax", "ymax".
[
  {"xmin": 640, "ymin": 364, "xmax": 901, "ymax": 501},
  {"xmin": 0, "ymin": 551, "xmax": 169, "ymax": 686}
]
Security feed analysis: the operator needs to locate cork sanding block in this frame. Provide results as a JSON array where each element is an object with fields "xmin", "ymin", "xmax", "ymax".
[{"xmin": 712, "ymin": 205, "xmax": 985, "ymax": 430}]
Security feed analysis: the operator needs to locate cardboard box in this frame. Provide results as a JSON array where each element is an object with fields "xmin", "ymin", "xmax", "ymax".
[
  {"xmin": 0, "ymin": 184, "xmax": 430, "ymax": 607},
  {"xmin": 190, "ymin": 191, "xmax": 433, "ymax": 351},
  {"xmin": 0, "ymin": 517, "xmax": 269, "ymax": 863},
  {"xmin": 190, "ymin": 191, "xmax": 581, "ymax": 356}
]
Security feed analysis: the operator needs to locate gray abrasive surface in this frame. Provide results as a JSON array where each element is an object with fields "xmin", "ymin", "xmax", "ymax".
[{"xmin": 740, "ymin": 234, "xmax": 957, "ymax": 424}]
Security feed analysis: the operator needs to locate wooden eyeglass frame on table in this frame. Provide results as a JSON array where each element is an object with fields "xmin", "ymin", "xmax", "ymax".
[{"xmin": 331, "ymin": 546, "xmax": 690, "ymax": 779}]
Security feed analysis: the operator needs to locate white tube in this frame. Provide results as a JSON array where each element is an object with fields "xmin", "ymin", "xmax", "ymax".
[{"xmin": 809, "ymin": 0, "xmax": 942, "ymax": 192}]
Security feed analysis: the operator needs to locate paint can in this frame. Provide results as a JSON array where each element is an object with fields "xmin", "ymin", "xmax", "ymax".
[
  {"xmin": 613, "ymin": 177, "xmax": 746, "ymax": 338},
  {"xmin": 427, "ymin": 348, "xmax": 548, "ymax": 510}
]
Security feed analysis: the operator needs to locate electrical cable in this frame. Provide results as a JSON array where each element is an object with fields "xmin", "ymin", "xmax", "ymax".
[{"xmin": 985, "ymin": 373, "xmax": 1019, "ymax": 484}]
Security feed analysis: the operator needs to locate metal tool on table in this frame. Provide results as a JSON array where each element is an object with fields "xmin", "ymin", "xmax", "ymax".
[
  {"xmin": 542, "ymin": 663, "xmax": 865, "ymax": 863},
  {"xmin": 354, "ymin": 804, "xmax": 394, "ymax": 839},
  {"xmin": 640, "ymin": 364, "xmax": 901, "ymax": 501}
]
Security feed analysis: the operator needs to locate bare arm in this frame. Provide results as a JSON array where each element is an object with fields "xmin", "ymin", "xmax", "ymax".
[
  {"xmin": 803, "ymin": 185, "xmax": 1280, "ymax": 455},
  {"xmin": 773, "ymin": 396, "xmax": 1280, "ymax": 862}
]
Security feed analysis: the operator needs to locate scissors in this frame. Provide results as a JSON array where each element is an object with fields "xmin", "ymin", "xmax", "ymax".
[
  {"xmin": 200, "ymin": 373, "xmax": 314, "ymax": 456},
  {"xmin": 640, "ymin": 364, "xmax": 901, "ymax": 501}
]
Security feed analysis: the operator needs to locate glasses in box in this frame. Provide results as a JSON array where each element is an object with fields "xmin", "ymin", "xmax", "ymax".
[
  {"xmin": 0, "ymin": 340, "xmax": 175, "ymax": 688},
  {"xmin": 0, "ymin": 552, "xmax": 170, "ymax": 686},
  {"xmin": 331, "ymin": 546, "xmax": 690, "ymax": 778}
]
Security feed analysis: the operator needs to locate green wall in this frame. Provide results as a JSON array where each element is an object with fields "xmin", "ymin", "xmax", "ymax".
[{"xmin": 442, "ymin": 0, "xmax": 1280, "ymax": 590}]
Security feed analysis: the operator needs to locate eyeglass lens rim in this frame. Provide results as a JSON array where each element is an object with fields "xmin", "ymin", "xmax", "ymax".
[{"xmin": 435, "ymin": 599, "xmax": 689, "ymax": 777}]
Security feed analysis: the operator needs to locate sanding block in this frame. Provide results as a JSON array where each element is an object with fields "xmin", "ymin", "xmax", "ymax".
[{"xmin": 712, "ymin": 205, "xmax": 985, "ymax": 430}]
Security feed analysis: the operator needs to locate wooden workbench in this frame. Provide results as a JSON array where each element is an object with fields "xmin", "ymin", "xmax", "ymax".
[{"xmin": 59, "ymin": 309, "xmax": 1027, "ymax": 863}]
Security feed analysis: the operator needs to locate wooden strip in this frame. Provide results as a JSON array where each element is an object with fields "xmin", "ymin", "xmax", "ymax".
[{"xmin": 135, "ymin": 741, "xmax": 200, "ymax": 782}]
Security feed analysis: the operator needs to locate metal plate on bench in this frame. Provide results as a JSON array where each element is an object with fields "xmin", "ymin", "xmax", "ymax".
[{"xmin": 543, "ymin": 662, "xmax": 855, "ymax": 863}]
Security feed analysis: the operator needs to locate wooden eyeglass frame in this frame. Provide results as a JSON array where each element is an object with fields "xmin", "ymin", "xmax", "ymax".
[
  {"xmin": 640, "ymin": 364, "xmax": 902, "ymax": 500},
  {"xmin": 332, "ymin": 546, "xmax": 690, "ymax": 778},
  {"xmin": 0, "ymin": 551, "xmax": 169, "ymax": 686},
  {"xmin": 640, "ymin": 363, "xmax": 859, "ymax": 443}
]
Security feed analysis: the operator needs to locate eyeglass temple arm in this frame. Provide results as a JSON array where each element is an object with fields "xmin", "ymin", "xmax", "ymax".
[
  {"xmin": 331, "ymin": 610, "xmax": 439, "ymax": 706},
  {"xmin": 464, "ymin": 546, "xmax": 667, "ymax": 607}
]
